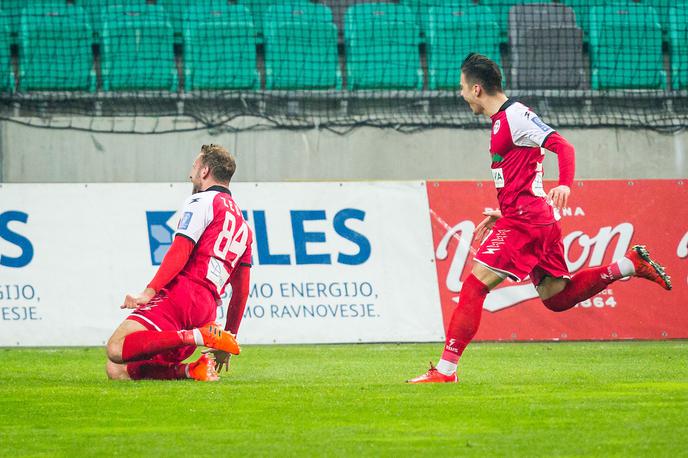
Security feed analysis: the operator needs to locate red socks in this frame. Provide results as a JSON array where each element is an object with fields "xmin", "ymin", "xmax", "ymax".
[
  {"xmin": 543, "ymin": 265, "xmax": 617, "ymax": 312},
  {"xmin": 441, "ymin": 274, "xmax": 490, "ymax": 364},
  {"xmin": 121, "ymin": 330, "xmax": 195, "ymax": 362},
  {"xmin": 126, "ymin": 361, "xmax": 187, "ymax": 380}
]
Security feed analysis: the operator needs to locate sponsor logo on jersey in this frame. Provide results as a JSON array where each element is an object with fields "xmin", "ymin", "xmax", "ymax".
[
  {"xmin": 178, "ymin": 212, "xmax": 193, "ymax": 230},
  {"xmin": 493, "ymin": 119, "xmax": 501, "ymax": 134},
  {"xmin": 492, "ymin": 168, "xmax": 505, "ymax": 188},
  {"xmin": 531, "ymin": 116, "xmax": 551, "ymax": 132}
]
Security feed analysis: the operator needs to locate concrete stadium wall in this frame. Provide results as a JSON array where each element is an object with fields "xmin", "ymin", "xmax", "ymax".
[{"xmin": 0, "ymin": 119, "xmax": 685, "ymax": 182}]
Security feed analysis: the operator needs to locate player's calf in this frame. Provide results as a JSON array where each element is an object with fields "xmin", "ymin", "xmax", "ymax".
[{"xmin": 543, "ymin": 244, "xmax": 671, "ymax": 312}]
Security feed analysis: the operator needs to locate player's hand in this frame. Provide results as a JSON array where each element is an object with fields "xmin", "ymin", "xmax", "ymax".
[
  {"xmin": 548, "ymin": 185, "xmax": 571, "ymax": 210},
  {"xmin": 121, "ymin": 288, "xmax": 156, "ymax": 309},
  {"xmin": 474, "ymin": 210, "xmax": 502, "ymax": 244},
  {"xmin": 204, "ymin": 349, "xmax": 231, "ymax": 372}
]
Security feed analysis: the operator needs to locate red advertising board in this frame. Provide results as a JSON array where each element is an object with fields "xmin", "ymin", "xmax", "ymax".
[{"xmin": 427, "ymin": 180, "xmax": 688, "ymax": 340}]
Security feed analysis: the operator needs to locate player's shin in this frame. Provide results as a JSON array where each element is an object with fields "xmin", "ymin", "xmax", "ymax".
[{"xmin": 438, "ymin": 274, "xmax": 489, "ymax": 375}]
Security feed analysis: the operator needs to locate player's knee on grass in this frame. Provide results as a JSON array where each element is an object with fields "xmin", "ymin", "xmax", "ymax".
[
  {"xmin": 106, "ymin": 360, "xmax": 130, "ymax": 380},
  {"xmin": 106, "ymin": 319, "xmax": 149, "ymax": 363},
  {"xmin": 106, "ymin": 336, "xmax": 124, "ymax": 364}
]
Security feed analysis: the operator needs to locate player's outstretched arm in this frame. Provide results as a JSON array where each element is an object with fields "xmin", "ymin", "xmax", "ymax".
[
  {"xmin": 121, "ymin": 235, "xmax": 194, "ymax": 309},
  {"xmin": 543, "ymin": 132, "xmax": 576, "ymax": 210}
]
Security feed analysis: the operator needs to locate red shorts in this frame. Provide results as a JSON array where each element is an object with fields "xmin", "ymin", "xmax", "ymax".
[
  {"xmin": 474, "ymin": 217, "xmax": 570, "ymax": 285},
  {"xmin": 128, "ymin": 277, "xmax": 217, "ymax": 363}
]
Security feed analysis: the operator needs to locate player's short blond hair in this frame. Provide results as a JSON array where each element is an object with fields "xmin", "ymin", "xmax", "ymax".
[{"xmin": 199, "ymin": 144, "xmax": 236, "ymax": 183}]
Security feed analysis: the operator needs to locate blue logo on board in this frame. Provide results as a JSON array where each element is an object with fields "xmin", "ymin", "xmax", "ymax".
[
  {"xmin": 145, "ymin": 209, "xmax": 372, "ymax": 267},
  {"xmin": 0, "ymin": 211, "xmax": 33, "ymax": 268},
  {"xmin": 145, "ymin": 211, "xmax": 175, "ymax": 266}
]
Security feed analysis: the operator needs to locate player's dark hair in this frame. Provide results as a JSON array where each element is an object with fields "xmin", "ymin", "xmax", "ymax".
[
  {"xmin": 461, "ymin": 53, "xmax": 503, "ymax": 95},
  {"xmin": 199, "ymin": 144, "xmax": 236, "ymax": 183}
]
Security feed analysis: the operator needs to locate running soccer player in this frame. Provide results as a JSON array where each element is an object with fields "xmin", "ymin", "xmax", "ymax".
[
  {"xmin": 408, "ymin": 54, "xmax": 672, "ymax": 384},
  {"xmin": 106, "ymin": 144, "xmax": 253, "ymax": 382}
]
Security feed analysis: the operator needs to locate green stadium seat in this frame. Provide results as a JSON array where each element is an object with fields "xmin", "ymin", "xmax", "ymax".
[
  {"xmin": 344, "ymin": 3, "xmax": 423, "ymax": 90},
  {"xmin": 0, "ymin": 15, "xmax": 14, "ymax": 91},
  {"xmin": 425, "ymin": 5, "xmax": 501, "ymax": 90},
  {"xmin": 182, "ymin": 4, "xmax": 259, "ymax": 90},
  {"xmin": 265, "ymin": 2, "xmax": 334, "ymax": 25},
  {"xmin": 263, "ymin": 3, "xmax": 341, "ymax": 90},
  {"xmin": 161, "ymin": 0, "xmax": 235, "ymax": 43},
  {"xmin": 642, "ymin": 0, "xmax": 673, "ymax": 33},
  {"xmin": 559, "ymin": 0, "xmax": 606, "ymax": 31},
  {"xmin": 0, "ymin": 0, "xmax": 25, "ymax": 40},
  {"xmin": 399, "ymin": 0, "xmax": 473, "ymax": 31},
  {"xmin": 80, "ymin": 0, "xmax": 149, "ymax": 40},
  {"xmin": 18, "ymin": 2, "xmax": 95, "ymax": 91},
  {"xmin": 669, "ymin": 7, "xmax": 688, "ymax": 89},
  {"xmin": 160, "ymin": 0, "xmax": 190, "ymax": 37},
  {"xmin": 562, "ymin": 0, "xmax": 669, "ymax": 38},
  {"xmin": 589, "ymin": 5, "xmax": 666, "ymax": 89},
  {"xmin": 3, "ymin": 0, "xmax": 74, "ymax": 42},
  {"xmin": 236, "ymin": 0, "xmax": 308, "ymax": 39},
  {"xmin": 100, "ymin": 4, "xmax": 178, "ymax": 91},
  {"xmin": 480, "ymin": 0, "xmax": 547, "ymax": 37}
]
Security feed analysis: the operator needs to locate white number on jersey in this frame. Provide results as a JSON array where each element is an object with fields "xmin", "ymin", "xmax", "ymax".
[{"xmin": 213, "ymin": 211, "xmax": 249, "ymax": 269}]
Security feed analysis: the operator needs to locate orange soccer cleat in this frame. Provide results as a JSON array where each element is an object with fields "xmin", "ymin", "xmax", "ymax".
[
  {"xmin": 626, "ymin": 245, "xmax": 672, "ymax": 291},
  {"xmin": 406, "ymin": 362, "xmax": 458, "ymax": 384},
  {"xmin": 187, "ymin": 353, "xmax": 219, "ymax": 382},
  {"xmin": 197, "ymin": 323, "xmax": 241, "ymax": 355}
]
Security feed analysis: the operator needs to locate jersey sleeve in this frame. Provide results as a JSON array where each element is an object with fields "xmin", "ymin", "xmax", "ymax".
[
  {"xmin": 507, "ymin": 106, "xmax": 555, "ymax": 147},
  {"xmin": 174, "ymin": 194, "xmax": 213, "ymax": 244},
  {"xmin": 238, "ymin": 230, "xmax": 253, "ymax": 267}
]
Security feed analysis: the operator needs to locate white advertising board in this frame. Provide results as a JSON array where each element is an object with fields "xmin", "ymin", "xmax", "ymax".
[{"xmin": 0, "ymin": 182, "xmax": 444, "ymax": 346}]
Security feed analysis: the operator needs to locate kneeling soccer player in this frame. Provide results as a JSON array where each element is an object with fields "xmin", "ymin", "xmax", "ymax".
[{"xmin": 106, "ymin": 144, "xmax": 253, "ymax": 382}]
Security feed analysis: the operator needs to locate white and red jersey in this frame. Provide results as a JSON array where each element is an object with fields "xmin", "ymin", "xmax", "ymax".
[
  {"xmin": 489, "ymin": 100, "xmax": 556, "ymax": 225},
  {"xmin": 174, "ymin": 185, "xmax": 253, "ymax": 300}
]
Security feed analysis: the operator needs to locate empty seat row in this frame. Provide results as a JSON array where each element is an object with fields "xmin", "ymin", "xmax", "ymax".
[
  {"xmin": 3, "ymin": 0, "xmax": 687, "ymax": 41},
  {"xmin": 0, "ymin": 1, "xmax": 686, "ymax": 92}
]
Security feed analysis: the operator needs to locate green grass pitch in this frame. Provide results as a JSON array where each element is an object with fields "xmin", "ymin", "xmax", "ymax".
[{"xmin": 1, "ymin": 341, "xmax": 686, "ymax": 456}]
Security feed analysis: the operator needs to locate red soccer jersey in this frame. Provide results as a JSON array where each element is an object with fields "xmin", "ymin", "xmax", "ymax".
[
  {"xmin": 174, "ymin": 185, "xmax": 253, "ymax": 300},
  {"xmin": 489, "ymin": 100, "xmax": 556, "ymax": 226}
]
